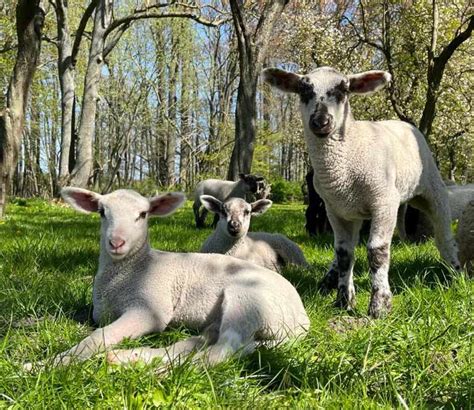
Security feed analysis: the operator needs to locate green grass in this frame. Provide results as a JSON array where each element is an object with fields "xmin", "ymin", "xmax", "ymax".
[{"xmin": 0, "ymin": 198, "xmax": 473, "ymax": 408}]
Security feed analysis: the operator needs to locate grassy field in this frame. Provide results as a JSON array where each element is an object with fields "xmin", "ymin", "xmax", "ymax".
[{"xmin": 0, "ymin": 198, "xmax": 472, "ymax": 408}]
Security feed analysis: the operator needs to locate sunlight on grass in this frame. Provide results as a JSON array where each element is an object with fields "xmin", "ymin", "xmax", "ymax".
[{"xmin": 0, "ymin": 199, "xmax": 472, "ymax": 407}]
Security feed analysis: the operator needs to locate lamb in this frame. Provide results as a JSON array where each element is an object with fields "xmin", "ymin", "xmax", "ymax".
[
  {"xmin": 398, "ymin": 183, "xmax": 474, "ymax": 242},
  {"xmin": 200, "ymin": 195, "xmax": 309, "ymax": 272},
  {"xmin": 263, "ymin": 66, "xmax": 460, "ymax": 318},
  {"xmin": 456, "ymin": 199, "xmax": 474, "ymax": 275},
  {"xmin": 26, "ymin": 187, "xmax": 309, "ymax": 370},
  {"xmin": 447, "ymin": 184, "xmax": 474, "ymax": 220},
  {"xmin": 193, "ymin": 173, "xmax": 265, "ymax": 228}
]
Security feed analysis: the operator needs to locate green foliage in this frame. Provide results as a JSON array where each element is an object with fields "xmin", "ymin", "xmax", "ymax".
[
  {"xmin": 0, "ymin": 200, "xmax": 472, "ymax": 407},
  {"xmin": 269, "ymin": 178, "xmax": 304, "ymax": 203}
]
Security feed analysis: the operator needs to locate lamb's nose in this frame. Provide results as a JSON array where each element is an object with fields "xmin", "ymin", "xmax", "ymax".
[
  {"xmin": 230, "ymin": 220, "xmax": 240, "ymax": 228},
  {"xmin": 312, "ymin": 115, "xmax": 329, "ymax": 129},
  {"xmin": 109, "ymin": 238, "xmax": 125, "ymax": 249}
]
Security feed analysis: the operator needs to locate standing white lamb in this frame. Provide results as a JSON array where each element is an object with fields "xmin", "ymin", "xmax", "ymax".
[
  {"xmin": 193, "ymin": 174, "xmax": 265, "ymax": 228},
  {"xmin": 263, "ymin": 66, "xmax": 460, "ymax": 318},
  {"xmin": 200, "ymin": 195, "xmax": 308, "ymax": 272},
  {"xmin": 456, "ymin": 199, "xmax": 474, "ymax": 275},
  {"xmin": 25, "ymin": 188, "xmax": 309, "ymax": 370}
]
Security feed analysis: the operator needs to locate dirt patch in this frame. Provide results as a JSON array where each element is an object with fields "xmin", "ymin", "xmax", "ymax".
[{"xmin": 328, "ymin": 316, "xmax": 370, "ymax": 334}]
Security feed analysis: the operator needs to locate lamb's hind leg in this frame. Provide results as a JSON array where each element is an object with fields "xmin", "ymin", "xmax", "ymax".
[
  {"xmin": 321, "ymin": 210, "xmax": 362, "ymax": 309},
  {"xmin": 367, "ymin": 203, "xmax": 398, "ymax": 318},
  {"xmin": 413, "ymin": 191, "xmax": 460, "ymax": 270},
  {"xmin": 106, "ymin": 336, "xmax": 209, "ymax": 366},
  {"xmin": 192, "ymin": 289, "xmax": 269, "ymax": 367}
]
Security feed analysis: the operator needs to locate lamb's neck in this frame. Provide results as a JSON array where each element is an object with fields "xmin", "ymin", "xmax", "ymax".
[
  {"xmin": 309, "ymin": 113, "xmax": 356, "ymax": 165},
  {"xmin": 98, "ymin": 238, "xmax": 151, "ymax": 275},
  {"xmin": 212, "ymin": 231, "xmax": 247, "ymax": 254},
  {"xmin": 228, "ymin": 180, "xmax": 244, "ymax": 198},
  {"xmin": 307, "ymin": 116, "xmax": 359, "ymax": 193}
]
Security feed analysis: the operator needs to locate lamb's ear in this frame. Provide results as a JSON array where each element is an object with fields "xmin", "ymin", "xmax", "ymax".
[
  {"xmin": 251, "ymin": 199, "xmax": 272, "ymax": 216},
  {"xmin": 238, "ymin": 173, "xmax": 246, "ymax": 180},
  {"xmin": 149, "ymin": 192, "xmax": 186, "ymax": 217},
  {"xmin": 348, "ymin": 71, "xmax": 391, "ymax": 94},
  {"xmin": 200, "ymin": 195, "xmax": 223, "ymax": 215},
  {"xmin": 61, "ymin": 187, "xmax": 101, "ymax": 213},
  {"xmin": 262, "ymin": 68, "xmax": 303, "ymax": 94}
]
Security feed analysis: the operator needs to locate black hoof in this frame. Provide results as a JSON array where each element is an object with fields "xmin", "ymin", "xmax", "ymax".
[
  {"xmin": 317, "ymin": 269, "xmax": 339, "ymax": 295},
  {"xmin": 334, "ymin": 286, "xmax": 356, "ymax": 310}
]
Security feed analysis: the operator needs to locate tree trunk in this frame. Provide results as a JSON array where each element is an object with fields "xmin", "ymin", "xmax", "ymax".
[
  {"xmin": 419, "ymin": 12, "xmax": 474, "ymax": 140},
  {"xmin": 70, "ymin": 0, "xmax": 112, "ymax": 187},
  {"xmin": 228, "ymin": 75, "xmax": 257, "ymax": 179},
  {"xmin": 166, "ymin": 55, "xmax": 178, "ymax": 187},
  {"xmin": 55, "ymin": 0, "xmax": 76, "ymax": 187},
  {"xmin": 418, "ymin": 4, "xmax": 473, "ymax": 139},
  {"xmin": 0, "ymin": 0, "xmax": 44, "ymax": 216},
  {"xmin": 227, "ymin": 0, "xmax": 289, "ymax": 180}
]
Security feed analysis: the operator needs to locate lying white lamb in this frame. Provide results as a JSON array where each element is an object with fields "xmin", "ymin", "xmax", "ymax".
[
  {"xmin": 264, "ymin": 66, "xmax": 460, "ymax": 318},
  {"xmin": 193, "ymin": 174, "xmax": 265, "ymax": 228},
  {"xmin": 25, "ymin": 188, "xmax": 309, "ymax": 370},
  {"xmin": 200, "ymin": 195, "xmax": 308, "ymax": 272}
]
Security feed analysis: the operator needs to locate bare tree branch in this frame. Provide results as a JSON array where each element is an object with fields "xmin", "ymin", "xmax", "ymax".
[{"xmin": 419, "ymin": 10, "xmax": 474, "ymax": 137}]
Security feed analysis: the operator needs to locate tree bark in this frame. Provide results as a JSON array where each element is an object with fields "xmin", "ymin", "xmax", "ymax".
[
  {"xmin": 55, "ymin": 0, "xmax": 76, "ymax": 186},
  {"xmin": 0, "ymin": 0, "xmax": 44, "ymax": 216},
  {"xmin": 70, "ymin": 0, "xmax": 112, "ymax": 187},
  {"xmin": 227, "ymin": 0, "xmax": 289, "ymax": 180}
]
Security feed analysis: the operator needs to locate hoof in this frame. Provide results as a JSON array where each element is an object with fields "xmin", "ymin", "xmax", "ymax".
[
  {"xmin": 106, "ymin": 349, "xmax": 140, "ymax": 364},
  {"xmin": 317, "ymin": 269, "xmax": 339, "ymax": 295},
  {"xmin": 334, "ymin": 285, "xmax": 356, "ymax": 310},
  {"xmin": 368, "ymin": 289, "xmax": 392, "ymax": 318}
]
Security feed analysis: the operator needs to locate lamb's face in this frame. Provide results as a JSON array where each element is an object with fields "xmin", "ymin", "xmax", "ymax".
[
  {"xmin": 298, "ymin": 68, "xmax": 350, "ymax": 138},
  {"xmin": 200, "ymin": 195, "xmax": 273, "ymax": 239},
  {"xmin": 61, "ymin": 187, "xmax": 186, "ymax": 261},
  {"xmin": 219, "ymin": 198, "xmax": 253, "ymax": 238},
  {"xmin": 239, "ymin": 174, "xmax": 265, "ymax": 194},
  {"xmin": 263, "ymin": 66, "xmax": 391, "ymax": 139},
  {"xmin": 98, "ymin": 190, "xmax": 151, "ymax": 260}
]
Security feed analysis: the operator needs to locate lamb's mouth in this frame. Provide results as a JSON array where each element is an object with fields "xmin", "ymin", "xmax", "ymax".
[
  {"xmin": 227, "ymin": 229, "xmax": 241, "ymax": 237},
  {"xmin": 311, "ymin": 125, "xmax": 333, "ymax": 138},
  {"xmin": 108, "ymin": 248, "xmax": 127, "ymax": 258}
]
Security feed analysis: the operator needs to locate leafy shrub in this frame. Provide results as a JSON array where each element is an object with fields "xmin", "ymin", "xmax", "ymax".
[{"xmin": 269, "ymin": 178, "xmax": 303, "ymax": 203}]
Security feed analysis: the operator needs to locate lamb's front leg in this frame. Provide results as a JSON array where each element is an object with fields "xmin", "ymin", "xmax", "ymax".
[
  {"xmin": 26, "ymin": 310, "xmax": 161, "ymax": 369},
  {"xmin": 367, "ymin": 204, "xmax": 398, "ymax": 318},
  {"xmin": 325, "ymin": 210, "xmax": 362, "ymax": 309}
]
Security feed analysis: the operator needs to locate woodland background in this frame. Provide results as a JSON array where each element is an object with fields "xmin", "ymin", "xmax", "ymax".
[{"xmin": 0, "ymin": 0, "xmax": 472, "ymax": 204}]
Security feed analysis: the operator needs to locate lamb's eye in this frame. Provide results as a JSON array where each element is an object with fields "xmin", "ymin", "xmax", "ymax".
[
  {"xmin": 139, "ymin": 212, "xmax": 147, "ymax": 219},
  {"xmin": 99, "ymin": 208, "xmax": 105, "ymax": 218},
  {"xmin": 244, "ymin": 210, "xmax": 250, "ymax": 216}
]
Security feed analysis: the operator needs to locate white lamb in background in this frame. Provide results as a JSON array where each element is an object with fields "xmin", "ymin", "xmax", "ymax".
[
  {"xmin": 193, "ymin": 173, "xmax": 265, "ymax": 228},
  {"xmin": 456, "ymin": 199, "xmax": 474, "ymax": 275},
  {"xmin": 200, "ymin": 195, "xmax": 308, "ymax": 272},
  {"xmin": 397, "ymin": 183, "xmax": 474, "ymax": 242},
  {"xmin": 447, "ymin": 184, "xmax": 474, "ymax": 220},
  {"xmin": 25, "ymin": 188, "xmax": 309, "ymax": 370},
  {"xmin": 263, "ymin": 66, "xmax": 460, "ymax": 318}
]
